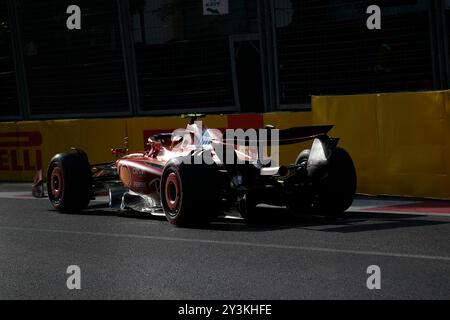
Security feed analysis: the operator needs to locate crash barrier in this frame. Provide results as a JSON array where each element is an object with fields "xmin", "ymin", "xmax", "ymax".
[
  {"xmin": 1, "ymin": 90, "xmax": 449, "ymax": 199},
  {"xmin": 311, "ymin": 91, "xmax": 450, "ymax": 199}
]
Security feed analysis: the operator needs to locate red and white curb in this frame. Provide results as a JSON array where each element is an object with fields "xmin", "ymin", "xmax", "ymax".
[{"xmin": 350, "ymin": 199, "xmax": 450, "ymax": 217}]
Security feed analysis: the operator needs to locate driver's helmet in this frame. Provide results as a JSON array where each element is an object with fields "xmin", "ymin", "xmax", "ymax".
[{"xmin": 186, "ymin": 122, "xmax": 212, "ymax": 146}]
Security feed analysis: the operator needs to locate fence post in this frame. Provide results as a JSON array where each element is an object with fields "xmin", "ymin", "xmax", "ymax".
[{"xmin": 6, "ymin": 0, "xmax": 29, "ymax": 120}]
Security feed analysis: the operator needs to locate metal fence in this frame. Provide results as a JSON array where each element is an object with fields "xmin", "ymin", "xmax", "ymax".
[
  {"xmin": 0, "ymin": 0, "xmax": 448, "ymax": 120},
  {"xmin": 0, "ymin": 0, "xmax": 20, "ymax": 119},
  {"xmin": 274, "ymin": 0, "xmax": 435, "ymax": 107}
]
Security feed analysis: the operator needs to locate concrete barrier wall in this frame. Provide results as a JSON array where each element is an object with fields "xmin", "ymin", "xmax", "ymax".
[{"xmin": 1, "ymin": 90, "xmax": 449, "ymax": 199}]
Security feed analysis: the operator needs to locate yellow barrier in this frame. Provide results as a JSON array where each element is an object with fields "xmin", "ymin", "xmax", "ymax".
[
  {"xmin": 311, "ymin": 91, "xmax": 450, "ymax": 199},
  {"xmin": 1, "ymin": 90, "xmax": 449, "ymax": 199}
]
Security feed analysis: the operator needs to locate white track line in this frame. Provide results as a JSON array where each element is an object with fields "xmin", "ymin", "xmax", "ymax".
[{"xmin": 1, "ymin": 226, "xmax": 450, "ymax": 262}]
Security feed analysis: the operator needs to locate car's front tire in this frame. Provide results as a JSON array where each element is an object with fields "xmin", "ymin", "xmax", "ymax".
[{"xmin": 47, "ymin": 149, "xmax": 92, "ymax": 213}]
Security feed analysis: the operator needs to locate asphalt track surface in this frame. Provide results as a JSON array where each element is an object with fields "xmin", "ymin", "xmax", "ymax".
[{"xmin": 0, "ymin": 183, "xmax": 449, "ymax": 300}]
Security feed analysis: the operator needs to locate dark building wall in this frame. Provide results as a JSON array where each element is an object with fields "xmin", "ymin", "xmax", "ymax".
[
  {"xmin": 0, "ymin": 0, "xmax": 20, "ymax": 118},
  {"xmin": 274, "ymin": 0, "xmax": 434, "ymax": 106},
  {"xmin": 0, "ymin": 0, "xmax": 448, "ymax": 120},
  {"xmin": 130, "ymin": 0, "xmax": 260, "ymax": 113},
  {"xmin": 16, "ymin": 0, "xmax": 129, "ymax": 116}
]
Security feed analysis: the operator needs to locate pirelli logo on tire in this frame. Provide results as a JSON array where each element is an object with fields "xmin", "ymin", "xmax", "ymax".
[{"xmin": 0, "ymin": 132, "xmax": 43, "ymax": 172}]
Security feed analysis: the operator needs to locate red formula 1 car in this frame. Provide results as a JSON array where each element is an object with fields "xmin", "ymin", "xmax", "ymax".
[{"xmin": 33, "ymin": 115, "xmax": 357, "ymax": 226}]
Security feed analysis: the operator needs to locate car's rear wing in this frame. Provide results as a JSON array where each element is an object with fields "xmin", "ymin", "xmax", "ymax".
[
  {"xmin": 277, "ymin": 125, "xmax": 334, "ymax": 145},
  {"xmin": 223, "ymin": 125, "xmax": 334, "ymax": 146}
]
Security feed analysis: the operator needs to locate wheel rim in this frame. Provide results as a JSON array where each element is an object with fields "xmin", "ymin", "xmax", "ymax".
[
  {"xmin": 50, "ymin": 166, "xmax": 63, "ymax": 200},
  {"xmin": 165, "ymin": 172, "xmax": 180, "ymax": 212}
]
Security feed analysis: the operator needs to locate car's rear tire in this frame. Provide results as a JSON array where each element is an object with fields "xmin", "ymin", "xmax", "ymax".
[
  {"xmin": 47, "ymin": 149, "xmax": 92, "ymax": 213},
  {"xmin": 288, "ymin": 147, "xmax": 356, "ymax": 216},
  {"xmin": 161, "ymin": 157, "xmax": 220, "ymax": 227},
  {"xmin": 313, "ymin": 147, "xmax": 356, "ymax": 216}
]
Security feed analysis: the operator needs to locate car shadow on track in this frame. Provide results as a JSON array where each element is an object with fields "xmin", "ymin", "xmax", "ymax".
[
  {"xmin": 204, "ymin": 207, "xmax": 450, "ymax": 233},
  {"xmin": 59, "ymin": 203, "xmax": 450, "ymax": 233},
  {"xmin": 296, "ymin": 212, "xmax": 450, "ymax": 233}
]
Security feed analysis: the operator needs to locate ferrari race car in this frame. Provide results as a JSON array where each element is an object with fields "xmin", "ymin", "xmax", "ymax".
[{"xmin": 32, "ymin": 115, "xmax": 357, "ymax": 226}]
